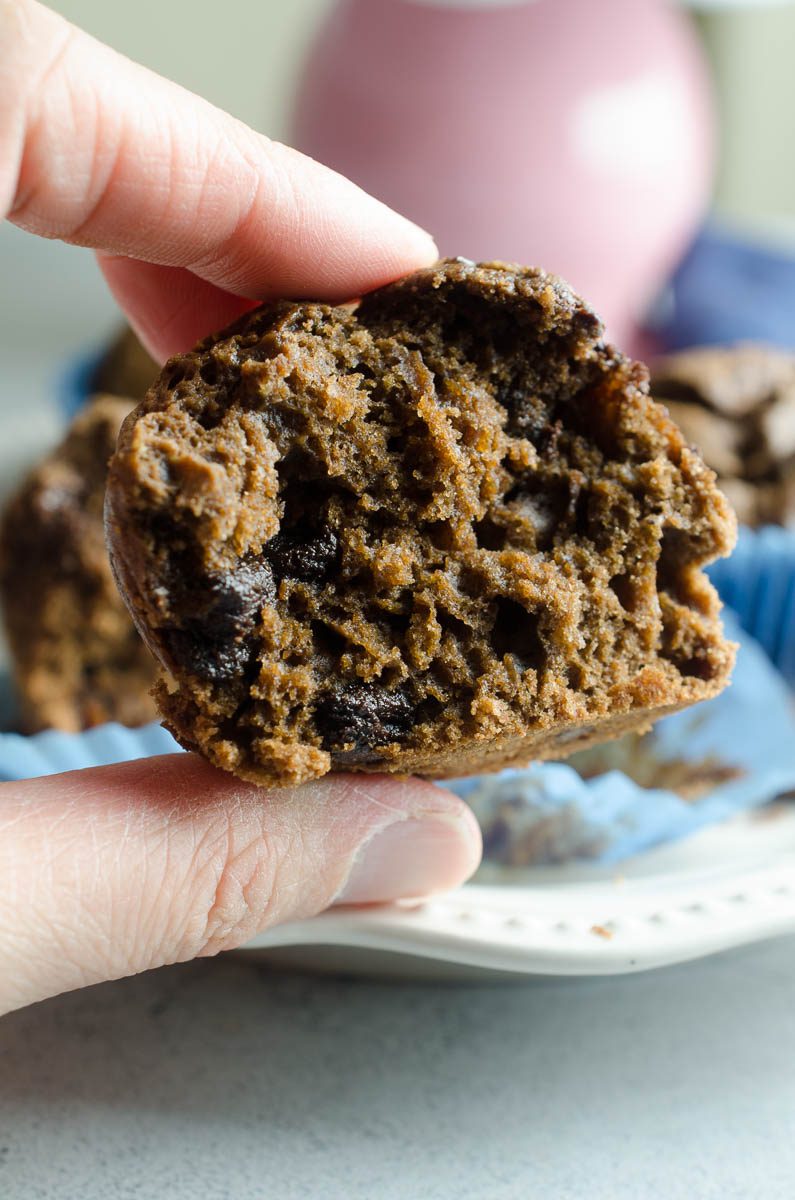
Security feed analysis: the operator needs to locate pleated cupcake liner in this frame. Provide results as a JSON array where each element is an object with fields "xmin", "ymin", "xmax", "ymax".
[
  {"xmin": 708, "ymin": 526, "xmax": 795, "ymax": 684},
  {"xmin": 445, "ymin": 608, "xmax": 795, "ymax": 867},
  {"xmin": 0, "ymin": 720, "xmax": 180, "ymax": 782},
  {"xmin": 2, "ymin": 609, "xmax": 793, "ymax": 867}
]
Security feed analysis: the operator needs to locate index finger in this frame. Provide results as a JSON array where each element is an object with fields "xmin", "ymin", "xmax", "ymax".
[{"xmin": 1, "ymin": 0, "xmax": 437, "ymax": 302}]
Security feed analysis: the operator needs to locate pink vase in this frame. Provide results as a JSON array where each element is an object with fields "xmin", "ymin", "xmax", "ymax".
[{"xmin": 292, "ymin": 0, "xmax": 715, "ymax": 352}]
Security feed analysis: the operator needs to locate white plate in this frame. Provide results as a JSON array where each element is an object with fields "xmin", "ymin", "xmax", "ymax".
[
  {"xmin": 3, "ymin": 683, "xmax": 793, "ymax": 980},
  {"xmin": 243, "ymin": 802, "xmax": 795, "ymax": 979}
]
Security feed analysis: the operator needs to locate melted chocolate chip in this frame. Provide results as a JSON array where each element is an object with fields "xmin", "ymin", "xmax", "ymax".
[
  {"xmin": 163, "ymin": 628, "xmax": 252, "ymax": 683},
  {"xmin": 164, "ymin": 557, "xmax": 274, "ymax": 681},
  {"xmin": 331, "ymin": 746, "xmax": 386, "ymax": 767},
  {"xmin": 265, "ymin": 526, "xmax": 339, "ymax": 584},
  {"xmin": 195, "ymin": 558, "xmax": 275, "ymax": 637},
  {"xmin": 315, "ymin": 684, "xmax": 414, "ymax": 758}
]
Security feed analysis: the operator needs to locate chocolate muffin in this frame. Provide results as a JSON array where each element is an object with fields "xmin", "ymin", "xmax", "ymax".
[
  {"xmin": 0, "ymin": 396, "xmax": 158, "ymax": 733},
  {"xmin": 106, "ymin": 260, "xmax": 736, "ymax": 787},
  {"xmin": 651, "ymin": 343, "xmax": 795, "ymax": 527},
  {"xmin": 91, "ymin": 326, "xmax": 159, "ymax": 401}
]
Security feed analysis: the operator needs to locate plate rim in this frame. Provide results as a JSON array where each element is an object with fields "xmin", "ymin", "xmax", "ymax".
[{"xmin": 242, "ymin": 806, "xmax": 795, "ymax": 977}]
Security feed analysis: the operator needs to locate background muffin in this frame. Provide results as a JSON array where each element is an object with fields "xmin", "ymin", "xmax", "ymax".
[
  {"xmin": 651, "ymin": 343, "xmax": 795, "ymax": 527},
  {"xmin": 89, "ymin": 326, "xmax": 159, "ymax": 403},
  {"xmin": 0, "ymin": 395, "xmax": 158, "ymax": 733}
]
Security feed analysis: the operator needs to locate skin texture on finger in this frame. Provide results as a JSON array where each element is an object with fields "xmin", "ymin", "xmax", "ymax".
[
  {"xmin": 0, "ymin": 1, "xmax": 437, "ymax": 358},
  {"xmin": 0, "ymin": 755, "xmax": 480, "ymax": 1016},
  {"xmin": 96, "ymin": 258, "xmax": 260, "ymax": 364}
]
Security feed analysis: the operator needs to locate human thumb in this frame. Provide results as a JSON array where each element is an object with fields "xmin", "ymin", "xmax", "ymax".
[{"xmin": 0, "ymin": 754, "xmax": 481, "ymax": 1015}]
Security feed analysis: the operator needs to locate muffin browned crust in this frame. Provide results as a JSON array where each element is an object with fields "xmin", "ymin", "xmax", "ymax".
[
  {"xmin": 0, "ymin": 396, "xmax": 158, "ymax": 733},
  {"xmin": 106, "ymin": 260, "xmax": 736, "ymax": 787}
]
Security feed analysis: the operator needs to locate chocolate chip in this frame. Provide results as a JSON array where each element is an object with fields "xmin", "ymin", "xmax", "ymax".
[
  {"xmin": 331, "ymin": 747, "xmax": 386, "ymax": 767},
  {"xmin": 265, "ymin": 526, "xmax": 339, "ymax": 584},
  {"xmin": 315, "ymin": 684, "xmax": 414, "ymax": 756},
  {"xmin": 163, "ymin": 628, "xmax": 252, "ymax": 683},
  {"xmin": 163, "ymin": 557, "xmax": 274, "ymax": 681},
  {"xmin": 195, "ymin": 558, "xmax": 275, "ymax": 638}
]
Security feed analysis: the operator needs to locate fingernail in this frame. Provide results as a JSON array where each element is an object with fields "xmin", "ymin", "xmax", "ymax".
[{"xmin": 334, "ymin": 810, "xmax": 481, "ymax": 906}]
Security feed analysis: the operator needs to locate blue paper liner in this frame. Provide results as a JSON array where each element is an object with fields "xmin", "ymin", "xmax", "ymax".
[
  {"xmin": 453, "ymin": 613, "xmax": 795, "ymax": 867},
  {"xmin": 56, "ymin": 347, "xmax": 104, "ymax": 419},
  {"xmin": 708, "ymin": 526, "xmax": 795, "ymax": 684},
  {"xmin": 647, "ymin": 222, "xmax": 795, "ymax": 352},
  {"xmin": 0, "ymin": 722, "xmax": 180, "ymax": 783},
  {"xmin": 1, "ymin": 610, "xmax": 789, "ymax": 869}
]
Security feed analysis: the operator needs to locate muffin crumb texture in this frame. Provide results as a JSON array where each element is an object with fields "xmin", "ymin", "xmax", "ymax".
[{"xmin": 106, "ymin": 260, "xmax": 736, "ymax": 786}]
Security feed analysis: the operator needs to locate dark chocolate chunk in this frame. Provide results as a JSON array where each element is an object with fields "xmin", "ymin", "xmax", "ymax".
[
  {"xmin": 164, "ymin": 558, "xmax": 274, "ymax": 681},
  {"xmin": 193, "ymin": 558, "xmax": 275, "ymax": 637},
  {"xmin": 315, "ymin": 683, "xmax": 415, "ymax": 756},
  {"xmin": 264, "ymin": 526, "xmax": 339, "ymax": 584},
  {"xmin": 163, "ymin": 627, "xmax": 252, "ymax": 683},
  {"xmin": 331, "ymin": 746, "xmax": 386, "ymax": 766}
]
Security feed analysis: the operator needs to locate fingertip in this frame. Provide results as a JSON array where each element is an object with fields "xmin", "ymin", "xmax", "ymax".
[
  {"xmin": 333, "ymin": 780, "xmax": 482, "ymax": 906},
  {"xmin": 261, "ymin": 140, "xmax": 439, "ymax": 292},
  {"xmin": 377, "ymin": 211, "xmax": 439, "ymax": 275}
]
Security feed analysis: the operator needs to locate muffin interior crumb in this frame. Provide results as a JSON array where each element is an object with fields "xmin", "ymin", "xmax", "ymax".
[{"xmin": 107, "ymin": 261, "xmax": 735, "ymax": 785}]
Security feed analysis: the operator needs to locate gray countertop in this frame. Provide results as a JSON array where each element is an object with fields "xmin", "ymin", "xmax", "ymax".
[{"xmin": 2, "ymin": 938, "xmax": 795, "ymax": 1199}]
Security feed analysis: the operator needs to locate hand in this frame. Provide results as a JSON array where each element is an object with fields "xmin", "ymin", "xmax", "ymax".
[
  {"xmin": 0, "ymin": 0, "xmax": 481, "ymax": 1016},
  {"xmin": 1, "ymin": 0, "xmax": 437, "ymax": 362}
]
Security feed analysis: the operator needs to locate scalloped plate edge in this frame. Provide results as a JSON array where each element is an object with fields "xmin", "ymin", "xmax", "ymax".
[{"xmin": 241, "ymin": 806, "xmax": 795, "ymax": 979}]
